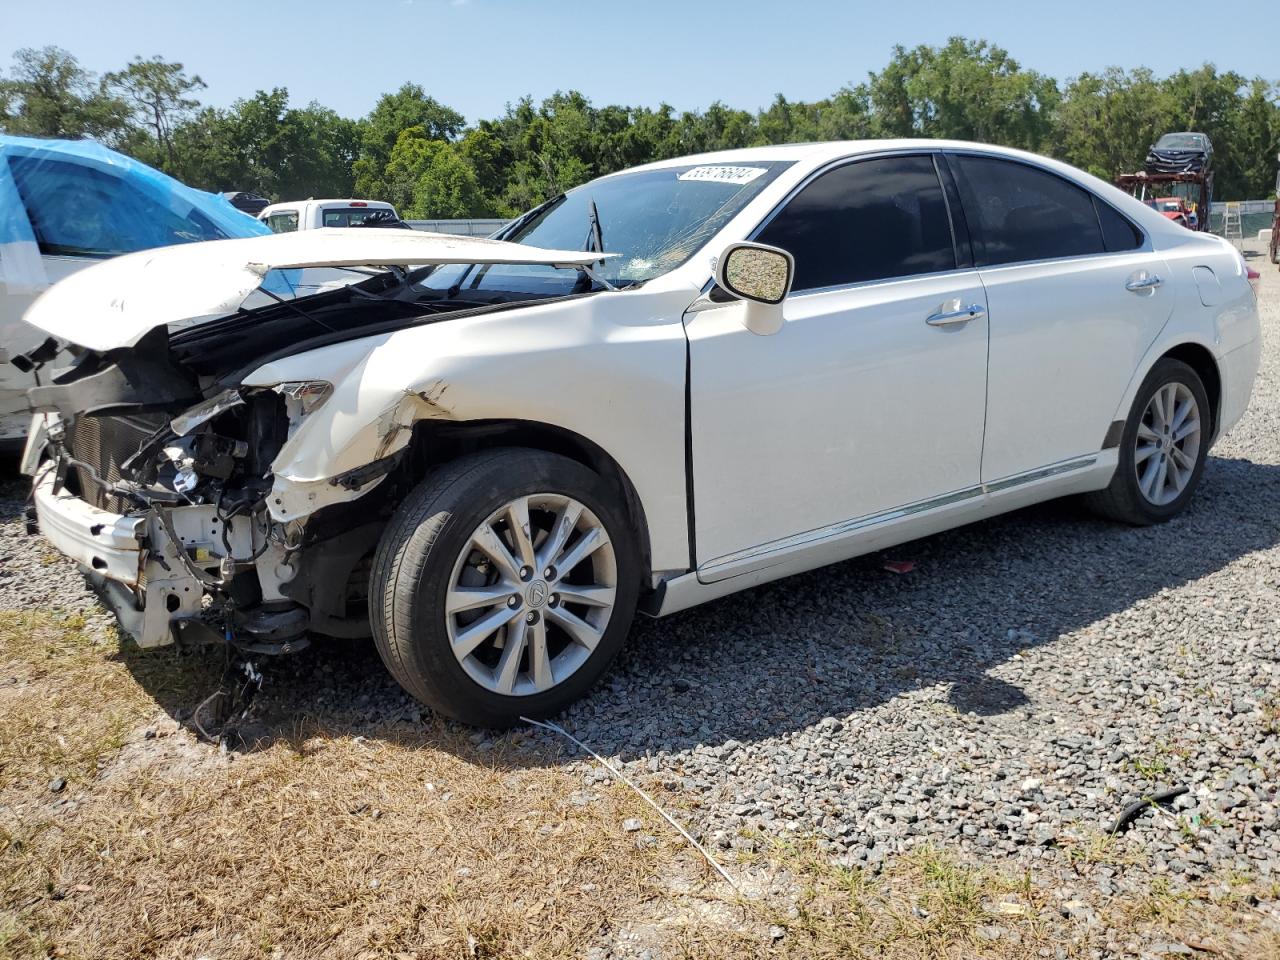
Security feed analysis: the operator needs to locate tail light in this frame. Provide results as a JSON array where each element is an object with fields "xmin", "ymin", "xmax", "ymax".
[{"xmin": 1240, "ymin": 251, "xmax": 1260, "ymax": 291}]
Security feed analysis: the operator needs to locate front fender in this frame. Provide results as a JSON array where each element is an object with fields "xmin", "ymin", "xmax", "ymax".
[{"xmin": 240, "ymin": 291, "xmax": 693, "ymax": 571}]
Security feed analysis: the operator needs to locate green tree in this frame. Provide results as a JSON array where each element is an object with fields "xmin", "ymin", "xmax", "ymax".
[
  {"xmin": 103, "ymin": 56, "xmax": 206, "ymax": 169},
  {"xmin": 1232, "ymin": 79, "xmax": 1280, "ymax": 199},
  {"xmin": 1054, "ymin": 67, "xmax": 1169, "ymax": 179},
  {"xmin": 0, "ymin": 46, "xmax": 126, "ymax": 140},
  {"xmin": 352, "ymin": 83, "xmax": 464, "ymax": 199},
  {"xmin": 866, "ymin": 38, "xmax": 1057, "ymax": 148},
  {"xmin": 170, "ymin": 89, "xmax": 358, "ymax": 199}
]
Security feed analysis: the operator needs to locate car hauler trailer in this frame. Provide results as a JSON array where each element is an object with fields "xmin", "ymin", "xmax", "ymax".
[{"xmin": 1115, "ymin": 169, "xmax": 1213, "ymax": 232}]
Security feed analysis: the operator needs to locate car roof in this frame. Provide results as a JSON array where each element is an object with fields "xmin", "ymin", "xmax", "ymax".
[
  {"xmin": 259, "ymin": 199, "xmax": 395, "ymax": 214},
  {"xmin": 618, "ymin": 139, "xmax": 1097, "ymax": 174}
]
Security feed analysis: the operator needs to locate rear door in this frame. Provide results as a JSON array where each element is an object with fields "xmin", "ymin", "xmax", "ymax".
[{"xmin": 946, "ymin": 153, "xmax": 1171, "ymax": 483}]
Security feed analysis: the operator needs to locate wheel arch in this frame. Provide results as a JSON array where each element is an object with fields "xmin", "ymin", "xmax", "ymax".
[
  {"xmin": 1159, "ymin": 342, "xmax": 1221, "ymax": 440},
  {"xmin": 1112, "ymin": 335, "xmax": 1223, "ymax": 448},
  {"xmin": 403, "ymin": 418, "xmax": 655, "ymax": 585}
]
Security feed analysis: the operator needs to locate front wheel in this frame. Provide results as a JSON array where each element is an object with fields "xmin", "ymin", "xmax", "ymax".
[
  {"xmin": 369, "ymin": 448, "xmax": 640, "ymax": 727},
  {"xmin": 1084, "ymin": 358, "xmax": 1210, "ymax": 525}
]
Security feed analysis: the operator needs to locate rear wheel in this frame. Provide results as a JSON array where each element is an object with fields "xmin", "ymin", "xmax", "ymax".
[
  {"xmin": 369, "ymin": 449, "xmax": 640, "ymax": 727},
  {"xmin": 1084, "ymin": 358, "xmax": 1210, "ymax": 525}
]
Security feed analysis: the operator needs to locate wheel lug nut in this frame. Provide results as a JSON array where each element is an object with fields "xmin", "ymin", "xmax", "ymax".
[
  {"xmin": 519, "ymin": 566, "xmax": 532, "ymax": 581},
  {"xmin": 508, "ymin": 595, "xmax": 521, "ymax": 608},
  {"xmin": 526, "ymin": 611, "xmax": 539, "ymax": 624},
  {"xmin": 543, "ymin": 567, "xmax": 555, "ymax": 580},
  {"xmin": 548, "ymin": 594, "xmax": 559, "ymax": 607}
]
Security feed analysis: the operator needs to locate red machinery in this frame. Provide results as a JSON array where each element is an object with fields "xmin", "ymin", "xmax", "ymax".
[{"xmin": 1115, "ymin": 170, "xmax": 1213, "ymax": 232}]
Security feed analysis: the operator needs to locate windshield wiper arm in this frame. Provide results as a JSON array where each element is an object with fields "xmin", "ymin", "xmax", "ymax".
[
  {"xmin": 573, "ymin": 198, "xmax": 617, "ymax": 292},
  {"xmin": 584, "ymin": 198, "xmax": 604, "ymax": 262}
]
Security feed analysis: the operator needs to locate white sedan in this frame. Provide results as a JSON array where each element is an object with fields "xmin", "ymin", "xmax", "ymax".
[{"xmin": 18, "ymin": 140, "xmax": 1262, "ymax": 726}]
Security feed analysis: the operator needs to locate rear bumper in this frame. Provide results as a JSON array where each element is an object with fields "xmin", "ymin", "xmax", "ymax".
[{"xmin": 1219, "ymin": 336, "xmax": 1262, "ymax": 439}]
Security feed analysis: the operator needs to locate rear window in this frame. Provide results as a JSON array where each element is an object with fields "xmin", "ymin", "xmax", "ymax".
[
  {"xmin": 1095, "ymin": 199, "xmax": 1144, "ymax": 252},
  {"xmin": 322, "ymin": 207, "xmax": 390, "ymax": 227},
  {"xmin": 264, "ymin": 211, "xmax": 299, "ymax": 233},
  {"xmin": 950, "ymin": 155, "xmax": 1105, "ymax": 266}
]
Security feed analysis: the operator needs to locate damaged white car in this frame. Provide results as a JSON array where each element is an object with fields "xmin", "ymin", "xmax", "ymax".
[{"xmin": 16, "ymin": 141, "xmax": 1261, "ymax": 726}]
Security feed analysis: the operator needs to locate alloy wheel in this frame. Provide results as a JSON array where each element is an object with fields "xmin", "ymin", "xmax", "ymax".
[
  {"xmin": 445, "ymin": 494, "xmax": 617, "ymax": 696},
  {"xmin": 1134, "ymin": 381, "xmax": 1202, "ymax": 506}
]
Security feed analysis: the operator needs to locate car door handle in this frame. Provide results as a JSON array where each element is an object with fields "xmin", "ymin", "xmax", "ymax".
[
  {"xmin": 1125, "ymin": 273, "xmax": 1163, "ymax": 292},
  {"xmin": 925, "ymin": 302, "xmax": 986, "ymax": 326}
]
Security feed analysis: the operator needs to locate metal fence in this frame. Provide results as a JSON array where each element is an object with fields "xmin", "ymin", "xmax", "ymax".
[
  {"xmin": 1205, "ymin": 200, "xmax": 1274, "ymax": 238},
  {"xmin": 405, "ymin": 218, "xmax": 508, "ymax": 237}
]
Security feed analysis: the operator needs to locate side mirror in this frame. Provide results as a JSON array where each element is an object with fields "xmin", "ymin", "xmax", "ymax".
[{"xmin": 715, "ymin": 241, "xmax": 795, "ymax": 336}]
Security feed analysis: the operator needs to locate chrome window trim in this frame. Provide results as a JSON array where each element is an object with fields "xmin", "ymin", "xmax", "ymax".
[{"xmin": 698, "ymin": 454, "xmax": 1099, "ymax": 579}]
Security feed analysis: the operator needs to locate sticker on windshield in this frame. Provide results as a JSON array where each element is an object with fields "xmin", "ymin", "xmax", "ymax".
[{"xmin": 678, "ymin": 165, "xmax": 767, "ymax": 185}]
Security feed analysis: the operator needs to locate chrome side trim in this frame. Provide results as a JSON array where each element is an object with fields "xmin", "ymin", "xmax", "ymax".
[
  {"xmin": 698, "ymin": 455, "xmax": 1099, "ymax": 581},
  {"xmin": 982, "ymin": 456, "xmax": 1098, "ymax": 493}
]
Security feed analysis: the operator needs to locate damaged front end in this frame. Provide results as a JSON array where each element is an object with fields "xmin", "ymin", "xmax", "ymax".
[
  {"xmin": 16, "ymin": 228, "xmax": 614, "ymax": 655},
  {"xmin": 24, "ymin": 330, "xmax": 382, "ymax": 654}
]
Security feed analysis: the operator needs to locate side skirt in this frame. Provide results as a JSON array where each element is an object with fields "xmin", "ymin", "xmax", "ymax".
[{"xmin": 640, "ymin": 452, "xmax": 1116, "ymax": 618}]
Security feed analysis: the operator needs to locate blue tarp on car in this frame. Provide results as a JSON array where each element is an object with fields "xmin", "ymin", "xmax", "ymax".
[{"xmin": 0, "ymin": 135, "xmax": 268, "ymax": 295}]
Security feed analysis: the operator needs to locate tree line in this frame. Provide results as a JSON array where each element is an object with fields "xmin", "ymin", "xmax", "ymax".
[{"xmin": 2, "ymin": 38, "xmax": 1277, "ymax": 218}]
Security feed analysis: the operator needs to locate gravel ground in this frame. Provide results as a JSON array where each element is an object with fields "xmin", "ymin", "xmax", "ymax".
[{"xmin": 2, "ymin": 240, "xmax": 1278, "ymax": 946}]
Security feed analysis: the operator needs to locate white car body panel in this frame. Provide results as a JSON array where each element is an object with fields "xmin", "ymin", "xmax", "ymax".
[
  {"xmin": 258, "ymin": 199, "xmax": 397, "ymax": 231},
  {"xmin": 651, "ymin": 451, "xmax": 1121, "ymax": 615},
  {"xmin": 239, "ymin": 288, "xmax": 695, "ymax": 572},
  {"xmin": 977, "ymin": 248, "xmax": 1174, "ymax": 481},
  {"xmin": 21, "ymin": 139, "xmax": 1262, "ymax": 652},
  {"xmin": 686, "ymin": 269, "xmax": 990, "ymax": 572},
  {"xmin": 20, "ymin": 229, "xmax": 613, "ymax": 352}
]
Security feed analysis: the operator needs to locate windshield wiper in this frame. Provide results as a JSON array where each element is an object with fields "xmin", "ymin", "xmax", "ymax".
[
  {"xmin": 585, "ymin": 198, "xmax": 604, "ymax": 262},
  {"xmin": 574, "ymin": 198, "xmax": 617, "ymax": 292}
]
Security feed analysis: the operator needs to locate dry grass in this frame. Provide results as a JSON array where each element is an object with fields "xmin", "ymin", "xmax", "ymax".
[{"xmin": 0, "ymin": 610, "xmax": 1277, "ymax": 960}]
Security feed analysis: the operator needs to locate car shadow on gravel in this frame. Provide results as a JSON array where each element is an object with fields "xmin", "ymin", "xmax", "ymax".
[{"xmin": 78, "ymin": 453, "xmax": 1280, "ymax": 762}]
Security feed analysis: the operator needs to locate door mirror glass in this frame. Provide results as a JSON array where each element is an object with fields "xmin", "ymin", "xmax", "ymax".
[{"xmin": 717, "ymin": 242, "xmax": 794, "ymax": 305}]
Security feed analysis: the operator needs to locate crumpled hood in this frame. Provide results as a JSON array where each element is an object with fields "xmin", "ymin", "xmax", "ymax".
[{"xmin": 21, "ymin": 228, "xmax": 612, "ymax": 352}]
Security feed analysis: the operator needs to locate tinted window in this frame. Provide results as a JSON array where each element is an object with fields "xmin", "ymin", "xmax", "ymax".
[
  {"xmin": 950, "ymin": 155, "xmax": 1104, "ymax": 266},
  {"xmin": 8, "ymin": 156, "xmax": 232, "ymax": 257},
  {"xmin": 754, "ymin": 155, "xmax": 955, "ymax": 291},
  {"xmin": 1095, "ymin": 198, "xmax": 1143, "ymax": 252}
]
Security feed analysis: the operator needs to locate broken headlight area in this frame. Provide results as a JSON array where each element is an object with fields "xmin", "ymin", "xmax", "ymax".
[{"xmin": 34, "ymin": 382, "xmax": 368, "ymax": 656}]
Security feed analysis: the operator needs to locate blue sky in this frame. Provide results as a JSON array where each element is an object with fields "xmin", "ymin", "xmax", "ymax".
[{"xmin": 5, "ymin": 0, "xmax": 1275, "ymax": 122}]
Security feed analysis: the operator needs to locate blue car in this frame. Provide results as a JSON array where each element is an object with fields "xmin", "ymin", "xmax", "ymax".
[{"xmin": 0, "ymin": 135, "xmax": 269, "ymax": 450}]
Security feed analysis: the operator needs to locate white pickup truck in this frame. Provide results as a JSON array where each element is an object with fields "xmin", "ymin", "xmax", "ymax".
[{"xmin": 258, "ymin": 199, "xmax": 401, "ymax": 232}]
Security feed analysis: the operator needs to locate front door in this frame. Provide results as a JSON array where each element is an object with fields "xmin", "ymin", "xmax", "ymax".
[{"xmin": 686, "ymin": 153, "xmax": 990, "ymax": 576}]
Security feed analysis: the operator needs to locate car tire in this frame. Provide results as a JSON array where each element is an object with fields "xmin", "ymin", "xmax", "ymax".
[
  {"xmin": 1084, "ymin": 358, "xmax": 1211, "ymax": 526},
  {"xmin": 369, "ymin": 448, "xmax": 640, "ymax": 727}
]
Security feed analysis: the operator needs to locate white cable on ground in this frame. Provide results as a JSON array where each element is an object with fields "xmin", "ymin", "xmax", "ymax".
[{"xmin": 520, "ymin": 715, "xmax": 740, "ymax": 893}]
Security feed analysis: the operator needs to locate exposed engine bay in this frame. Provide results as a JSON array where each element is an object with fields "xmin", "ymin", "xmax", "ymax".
[{"xmin": 20, "ymin": 265, "xmax": 583, "ymax": 654}]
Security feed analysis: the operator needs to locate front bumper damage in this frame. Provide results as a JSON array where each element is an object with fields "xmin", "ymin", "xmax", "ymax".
[{"xmin": 32, "ymin": 463, "xmax": 310, "ymax": 652}]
